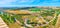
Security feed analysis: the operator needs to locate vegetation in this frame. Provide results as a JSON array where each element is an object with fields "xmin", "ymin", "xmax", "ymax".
[{"xmin": 0, "ymin": 7, "xmax": 60, "ymax": 28}]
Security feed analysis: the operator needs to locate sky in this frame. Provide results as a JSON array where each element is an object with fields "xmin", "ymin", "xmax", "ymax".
[{"xmin": 0, "ymin": 0, "xmax": 60, "ymax": 7}]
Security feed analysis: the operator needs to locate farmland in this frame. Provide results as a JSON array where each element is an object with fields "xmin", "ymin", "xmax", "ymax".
[{"xmin": 0, "ymin": 7, "xmax": 60, "ymax": 28}]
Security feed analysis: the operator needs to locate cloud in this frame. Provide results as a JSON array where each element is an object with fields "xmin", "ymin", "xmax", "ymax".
[
  {"xmin": 0, "ymin": 0, "xmax": 35, "ymax": 5},
  {"xmin": 0, "ymin": 0, "xmax": 17, "ymax": 5},
  {"xmin": 17, "ymin": 0, "xmax": 35, "ymax": 4},
  {"xmin": 0, "ymin": 0, "xmax": 60, "ymax": 7},
  {"xmin": 19, "ymin": 0, "xmax": 34, "ymax": 2}
]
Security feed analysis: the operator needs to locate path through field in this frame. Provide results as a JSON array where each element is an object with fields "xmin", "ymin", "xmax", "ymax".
[
  {"xmin": 0, "ymin": 17, "xmax": 9, "ymax": 28},
  {"xmin": 55, "ymin": 14, "xmax": 60, "ymax": 28}
]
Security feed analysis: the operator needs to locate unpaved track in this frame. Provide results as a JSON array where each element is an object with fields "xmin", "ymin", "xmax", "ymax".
[
  {"xmin": 0, "ymin": 17, "xmax": 9, "ymax": 28},
  {"xmin": 55, "ymin": 14, "xmax": 60, "ymax": 28}
]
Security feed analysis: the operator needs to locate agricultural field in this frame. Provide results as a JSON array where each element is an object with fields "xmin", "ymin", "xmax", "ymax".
[{"xmin": 0, "ymin": 7, "xmax": 60, "ymax": 28}]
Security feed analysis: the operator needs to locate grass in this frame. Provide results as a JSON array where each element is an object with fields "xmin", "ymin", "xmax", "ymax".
[{"xmin": 0, "ymin": 9, "xmax": 60, "ymax": 28}]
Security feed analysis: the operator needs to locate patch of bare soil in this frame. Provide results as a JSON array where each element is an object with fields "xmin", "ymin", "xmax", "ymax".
[{"xmin": 8, "ymin": 22, "xmax": 22, "ymax": 28}]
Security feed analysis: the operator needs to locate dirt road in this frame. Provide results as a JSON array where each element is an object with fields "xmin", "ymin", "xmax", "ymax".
[
  {"xmin": 0, "ymin": 17, "xmax": 9, "ymax": 28},
  {"xmin": 55, "ymin": 14, "xmax": 60, "ymax": 28}
]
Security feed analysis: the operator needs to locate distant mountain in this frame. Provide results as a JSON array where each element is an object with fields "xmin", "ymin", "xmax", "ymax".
[
  {"xmin": 0, "ymin": 7, "xmax": 37, "ymax": 10},
  {"xmin": 0, "ymin": 7, "xmax": 59, "ymax": 10}
]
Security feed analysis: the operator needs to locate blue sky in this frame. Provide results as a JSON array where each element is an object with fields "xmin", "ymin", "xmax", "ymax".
[{"xmin": 0, "ymin": 0, "xmax": 60, "ymax": 7}]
